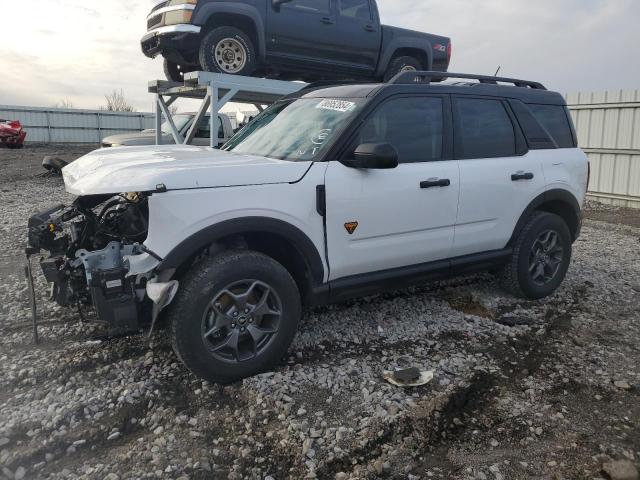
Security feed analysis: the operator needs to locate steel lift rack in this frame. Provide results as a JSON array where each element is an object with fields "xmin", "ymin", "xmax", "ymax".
[{"xmin": 148, "ymin": 71, "xmax": 307, "ymax": 148}]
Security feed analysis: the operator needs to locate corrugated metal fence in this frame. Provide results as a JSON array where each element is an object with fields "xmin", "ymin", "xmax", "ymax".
[
  {"xmin": 0, "ymin": 105, "xmax": 154, "ymax": 144},
  {"xmin": 566, "ymin": 90, "xmax": 640, "ymax": 208}
]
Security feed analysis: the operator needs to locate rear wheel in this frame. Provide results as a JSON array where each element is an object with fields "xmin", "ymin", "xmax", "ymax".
[
  {"xmin": 199, "ymin": 26, "xmax": 257, "ymax": 76},
  {"xmin": 383, "ymin": 56, "xmax": 422, "ymax": 82},
  {"xmin": 168, "ymin": 250, "xmax": 301, "ymax": 384},
  {"xmin": 499, "ymin": 212, "xmax": 572, "ymax": 299}
]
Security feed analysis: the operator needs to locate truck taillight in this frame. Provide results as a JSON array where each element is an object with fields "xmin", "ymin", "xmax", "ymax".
[{"xmin": 447, "ymin": 42, "xmax": 452, "ymax": 63}]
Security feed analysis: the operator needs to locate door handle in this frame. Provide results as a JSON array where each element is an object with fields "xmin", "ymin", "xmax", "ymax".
[
  {"xmin": 321, "ymin": 17, "xmax": 334, "ymax": 24},
  {"xmin": 511, "ymin": 172, "xmax": 534, "ymax": 181},
  {"xmin": 364, "ymin": 24, "xmax": 375, "ymax": 32},
  {"xmin": 420, "ymin": 178, "xmax": 451, "ymax": 188}
]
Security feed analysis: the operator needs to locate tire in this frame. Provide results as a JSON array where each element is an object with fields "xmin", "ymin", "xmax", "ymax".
[
  {"xmin": 499, "ymin": 212, "xmax": 572, "ymax": 299},
  {"xmin": 199, "ymin": 26, "xmax": 257, "ymax": 76},
  {"xmin": 168, "ymin": 250, "xmax": 301, "ymax": 384},
  {"xmin": 163, "ymin": 59, "xmax": 193, "ymax": 83},
  {"xmin": 383, "ymin": 56, "xmax": 422, "ymax": 82}
]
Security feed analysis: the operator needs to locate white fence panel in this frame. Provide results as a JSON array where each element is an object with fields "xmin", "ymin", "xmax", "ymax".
[
  {"xmin": 566, "ymin": 90, "xmax": 640, "ymax": 208},
  {"xmin": 0, "ymin": 105, "xmax": 154, "ymax": 145}
]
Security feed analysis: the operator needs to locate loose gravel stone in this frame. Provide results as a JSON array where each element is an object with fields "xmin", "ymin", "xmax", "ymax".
[{"xmin": 602, "ymin": 460, "xmax": 639, "ymax": 480}]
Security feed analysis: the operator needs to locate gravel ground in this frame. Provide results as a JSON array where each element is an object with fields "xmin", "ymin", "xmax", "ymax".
[{"xmin": 1, "ymin": 144, "xmax": 639, "ymax": 480}]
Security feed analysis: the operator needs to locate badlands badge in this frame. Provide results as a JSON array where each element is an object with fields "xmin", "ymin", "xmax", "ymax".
[{"xmin": 344, "ymin": 222, "xmax": 359, "ymax": 235}]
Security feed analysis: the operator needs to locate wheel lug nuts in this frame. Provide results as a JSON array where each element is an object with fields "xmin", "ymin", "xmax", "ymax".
[
  {"xmin": 244, "ymin": 308, "xmax": 250, "ymax": 313},
  {"xmin": 249, "ymin": 318, "xmax": 253, "ymax": 323},
  {"xmin": 233, "ymin": 312, "xmax": 238, "ymax": 317},
  {"xmin": 231, "ymin": 323, "xmax": 236, "ymax": 328}
]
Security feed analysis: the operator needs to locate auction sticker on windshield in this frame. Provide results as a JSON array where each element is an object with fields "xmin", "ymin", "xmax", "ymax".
[{"xmin": 316, "ymin": 99, "xmax": 356, "ymax": 113}]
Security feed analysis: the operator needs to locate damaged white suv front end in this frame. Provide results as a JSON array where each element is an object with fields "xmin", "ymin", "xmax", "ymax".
[{"xmin": 25, "ymin": 143, "xmax": 312, "ymax": 337}]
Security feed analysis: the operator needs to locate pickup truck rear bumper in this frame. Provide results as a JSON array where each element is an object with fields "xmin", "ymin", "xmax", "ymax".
[{"xmin": 141, "ymin": 25, "xmax": 201, "ymax": 59}]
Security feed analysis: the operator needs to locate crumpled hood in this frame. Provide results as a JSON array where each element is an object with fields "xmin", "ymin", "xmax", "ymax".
[{"xmin": 63, "ymin": 145, "xmax": 312, "ymax": 196}]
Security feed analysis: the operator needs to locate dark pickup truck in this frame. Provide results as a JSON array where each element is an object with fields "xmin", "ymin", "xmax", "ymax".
[{"xmin": 142, "ymin": 0, "xmax": 451, "ymax": 83}]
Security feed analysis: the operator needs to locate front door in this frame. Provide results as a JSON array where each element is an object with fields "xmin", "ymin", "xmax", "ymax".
[
  {"xmin": 266, "ymin": 0, "xmax": 338, "ymax": 66},
  {"xmin": 324, "ymin": 95, "xmax": 460, "ymax": 281}
]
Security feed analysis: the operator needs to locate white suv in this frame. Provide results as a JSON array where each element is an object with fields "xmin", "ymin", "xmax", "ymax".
[{"xmin": 27, "ymin": 72, "xmax": 589, "ymax": 384}]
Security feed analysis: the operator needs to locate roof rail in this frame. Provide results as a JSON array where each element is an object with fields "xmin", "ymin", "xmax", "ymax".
[{"xmin": 389, "ymin": 71, "xmax": 547, "ymax": 90}]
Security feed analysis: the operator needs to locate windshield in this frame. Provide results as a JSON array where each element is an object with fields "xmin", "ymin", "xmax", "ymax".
[
  {"xmin": 223, "ymin": 98, "xmax": 364, "ymax": 161},
  {"xmin": 161, "ymin": 114, "xmax": 192, "ymax": 134}
]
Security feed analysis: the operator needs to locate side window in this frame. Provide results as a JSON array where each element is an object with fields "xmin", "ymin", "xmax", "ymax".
[
  {"xmin": 455, "ymin": 98, "xmax": 516, "ymax": 159},
  {"xmin": 195, "ymin": 117, "xmax": 225, "ymax": 139},
  {"xmin": 339, "ymin": 0, "xmax": 371, "ymax": 20},
  {"xmin": 528, "ymin": 104, "xmax": 575, "ymax": 148},
  {"xmin": 284, "ymin": 0, "xmax": 330, "ymax": 14},
  {"xmin": 356, "ymin": 97, "xmax": 443, "ymax": 163}
]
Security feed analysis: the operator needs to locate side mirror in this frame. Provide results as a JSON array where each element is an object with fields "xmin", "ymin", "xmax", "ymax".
[
  {"xmin": 341, "ymin": 143, "xmax": 399, "ymax": 169},
  {"xmin": 272, "ymin": 0, "xmax": 292, "ymax": 11}
]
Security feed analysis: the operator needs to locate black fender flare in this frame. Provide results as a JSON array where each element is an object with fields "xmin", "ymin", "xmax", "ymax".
[
  {"xmin": 376, "ymin": 38, "xmax": 433, "ymax": 77},
  {"xmin": 192, "ymin": 3, "xmax": 267, "ymax": 60},
  {"xmin": 156, "ymin": 216, "xmax": 325, "ymax": 285},
  {"xmin": 508, "ymin": 189, "xmax": 582, "ymax": 245}
]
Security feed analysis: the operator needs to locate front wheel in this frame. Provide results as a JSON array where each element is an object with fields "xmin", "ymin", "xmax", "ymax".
[
  {"xmin": 168, "ymin": 250, "xmax": 301, "ymax": 384},
  {"xmin": 499, "ymin": 212, "xmax": 572, "ymax": 299},
  {"xmin": 199, "ymin": 26, "xmax": 257, "ymax": 76},
  {"xmin": 163, "ymin": 59, "xmax": 194, "ymax": 83}
]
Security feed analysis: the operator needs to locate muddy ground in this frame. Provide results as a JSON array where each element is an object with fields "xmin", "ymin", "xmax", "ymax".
[{"xmin": 0, "ymin": 144, "xmax": 638, "ymax": 480}]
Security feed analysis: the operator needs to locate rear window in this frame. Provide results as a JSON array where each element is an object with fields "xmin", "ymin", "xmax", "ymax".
[
  {"xmin": 454, "ymin": 98, "xmax": 516, "ymax": 159},
  {"xmin": 528, "ymin": 104, "xmax": 575, "ymax": 148},
  {"xmin": 339, "ymin": 0, "xmax": 372, "ymax": 20}
]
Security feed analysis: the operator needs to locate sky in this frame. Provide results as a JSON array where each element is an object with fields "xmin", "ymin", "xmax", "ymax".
[{"xmin": 0, "ymin": 0, "xmax": 638, "ymax": 112}]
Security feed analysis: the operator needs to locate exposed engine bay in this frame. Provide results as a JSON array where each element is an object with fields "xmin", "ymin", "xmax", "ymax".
[{"xmin": 26, "ymin": 193, "xmax": 167, "ymax": 335}]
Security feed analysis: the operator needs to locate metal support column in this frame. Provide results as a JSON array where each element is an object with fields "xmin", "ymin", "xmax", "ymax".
[
  {"xmin": 210, "ymin": 86, "xmax": 218, "ymax": 149},
  {"xmin": 155, "ymin": 94, "xmax": 162, "ymax": 145}
]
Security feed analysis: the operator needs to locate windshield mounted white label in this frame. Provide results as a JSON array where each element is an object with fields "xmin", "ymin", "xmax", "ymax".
[{"xmin": 316, "ymin": 99, "xmax": 356, "ymax": 113}]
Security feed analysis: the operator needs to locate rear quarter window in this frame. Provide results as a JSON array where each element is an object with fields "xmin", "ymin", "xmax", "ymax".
[{"xmin": 527, "ymin": 104, "xmax": 576, "ymax": 148}]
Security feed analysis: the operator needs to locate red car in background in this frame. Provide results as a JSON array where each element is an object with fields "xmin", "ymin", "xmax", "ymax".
[{"xmin": 0, "ymin": 119, "xmax": 26, "ymax": 148}]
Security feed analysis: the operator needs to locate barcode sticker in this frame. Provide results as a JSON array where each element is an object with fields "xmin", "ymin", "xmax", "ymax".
[{"xmin": 316, "ymin": 99, "xmax": 356, "ymax": 113}]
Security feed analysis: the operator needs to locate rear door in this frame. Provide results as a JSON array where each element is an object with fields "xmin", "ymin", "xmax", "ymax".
[
  {"xmin": 451, "ymin": 96, "xmax": 546, "ymax": 257},
  {"xmin": 324, "ymin": 95, "xmax": 460, "ymax": 280},
  {"xmin": 333, "ymin": 0, "xmax": 381, "ymax": 72},
  {"xmin": 266, "ymin": 0, "xmax": 339, "ymax": 65}
]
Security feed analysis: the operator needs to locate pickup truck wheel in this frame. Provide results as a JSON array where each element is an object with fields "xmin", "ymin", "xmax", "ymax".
[
  {"xmin": 499, "ymin": 212, "xmax": 572, "ymax": 299},
  {"xmin": 168, "ymin": 250, "xmax": 301, "ymax": 384},
  {"xmin": 383, "ymin": 56, "xmax": 422, "ymax": 82},
  {"xmin": 199, "ymin": 27, "xmax": 257, "ymax": 76},
  {"xmin": 163, "ymin": 59, "xmax": 192, "ymax": 82}
]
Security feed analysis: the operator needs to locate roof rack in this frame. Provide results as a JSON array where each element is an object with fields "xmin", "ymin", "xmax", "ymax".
[{"xmin": 389, "ymin": 71, "xmax": 547, "ymax": 90}]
